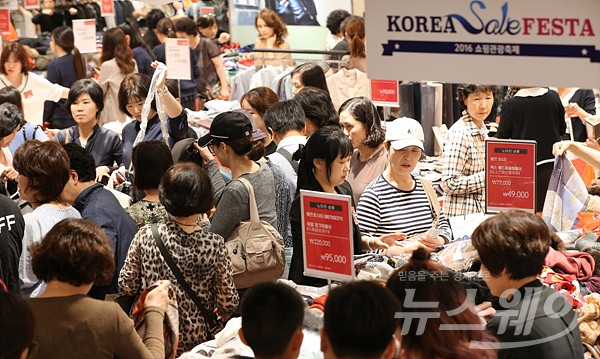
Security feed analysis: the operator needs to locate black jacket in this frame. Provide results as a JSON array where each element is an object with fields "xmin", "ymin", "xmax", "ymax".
[
  {"xmin": 487, "ymin": 280, "xmax": 584, "ymax": 359},
  {"xmin": 289, "ymin": 175, "xmax": 362, "ymax": 286}
]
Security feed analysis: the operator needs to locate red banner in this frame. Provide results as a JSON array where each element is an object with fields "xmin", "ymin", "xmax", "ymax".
[
  {"xmin": 370, "ymin": 79, "xmax": 399, "ymax": 107},
  {"xmin": 486, "ymin": 139, "xmax": 537, "ymax": 213},
  {"xmin": 100, "ymin": 0, "xmax": 114, "ymax": 16},
  {"xmin": 301, "ymin": 190, "xmax": 354, "ymax": 282}
]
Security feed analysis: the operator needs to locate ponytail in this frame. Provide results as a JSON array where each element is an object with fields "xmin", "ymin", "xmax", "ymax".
[
  {"xmin": 349, "ymin": 34, "xmax": 366, "ymax": 58},
  {"xmin": 247, "ymin": 140, "xmax": 265, "ymax": 161},
  {"xmin": 72, "ymin": 46, "xmax": 85, "ymax": 80}
]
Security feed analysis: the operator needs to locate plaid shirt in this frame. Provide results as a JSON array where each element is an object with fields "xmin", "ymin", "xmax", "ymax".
[{"xmin": 442, "ymin": 114, "xmax": 488, "ymax": 217}]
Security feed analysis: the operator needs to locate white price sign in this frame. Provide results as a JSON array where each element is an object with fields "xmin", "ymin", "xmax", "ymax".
[
  {"xmin": 165, "ymin": 38, "xmax": 191, "ymax": 80},
  {"xmin": 72, "ymin": 19, "xmax": 97, "ymax": 54}
]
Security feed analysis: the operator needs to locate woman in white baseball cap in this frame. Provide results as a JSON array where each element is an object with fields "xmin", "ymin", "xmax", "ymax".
[{"xmin": 357, "ymin": 117, "xmax": 452, "ymax": 255}]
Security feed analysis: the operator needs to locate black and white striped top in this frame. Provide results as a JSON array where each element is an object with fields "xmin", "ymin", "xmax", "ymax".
[{"xmin": 357, "ymin": 174, "xmax": 452, "ymax": 241}]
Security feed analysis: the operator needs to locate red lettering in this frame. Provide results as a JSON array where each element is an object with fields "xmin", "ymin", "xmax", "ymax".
[
  {"xmin": 537, "ymin": 18, "xmax": 550, "ymax": 35},
  {"xmin": 551, "ymin": 18, "xmax": 563, "ymax": 36},
  {"xmin": 564, "ymin": 18, "xmax": 579, "ymax": 36},
  {"xmin": 522, "ymin": 17, "xmax": 534, "ymax": 35},
  {"xmin": 581, "ymin": 18, "xmax": 596, "ymax": 36}
]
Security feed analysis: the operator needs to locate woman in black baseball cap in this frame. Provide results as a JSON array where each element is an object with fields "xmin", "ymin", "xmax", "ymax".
[{"xmin": 197, "ymin": 111, "xmax": 278, "ymax": 241}]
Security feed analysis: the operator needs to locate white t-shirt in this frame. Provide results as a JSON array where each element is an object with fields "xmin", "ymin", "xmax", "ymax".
[{"xmin": 0, "ymin": 72, "xmax": 65, "ymax": 126}]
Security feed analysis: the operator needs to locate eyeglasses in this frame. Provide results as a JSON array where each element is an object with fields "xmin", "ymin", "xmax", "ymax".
[{"xmin": 207, "ymin": 143, "xmax": 217, "ymax": 155}]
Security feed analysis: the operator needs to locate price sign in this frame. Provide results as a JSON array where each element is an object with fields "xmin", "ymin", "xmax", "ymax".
[
  {"xmin": 165, "ymin": 38, "xmax": 191, "ymax": 80},
  {"xmin": 485, "ymin": 139, "xmax": 536, "ymax": 213},
  {"xmin": 200, "ymin": 6, "xmax": 214, "ymax": 14},
  {"xmin": 301, "ymin": 190, "xmax": 354, "ymax": 282},
  {"xmin": 72, "ymin": 19, "xmax": 97, "ymax": 54},
  {"xmin": 0, "ymin": 8, "xmax": 9, "ymax": 34},
  {"xmin": 23, "ymin": 0, "xmax": 39, "ymax": 10},
  {"xmin": 370, "ymin": 79, "xmax": 399, "ymax": 107},
  {"xmin": 100, "ymin": 0, "xmax": 114, "ymax": 16}
]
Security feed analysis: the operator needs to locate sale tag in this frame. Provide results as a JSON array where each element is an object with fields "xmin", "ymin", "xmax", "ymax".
[
  {"xmin": 23, "ymin": 0, "xmax": 38, "ymax": 10},
  {"xmin": 485, "ymin": 139, "xmax": 537, "ymax": 213},
  {"xmin": 200, "ymin": 6, "xmax": 214, "ymax": 15},
  {"xmin": 165, "ymin": 38, "xmax": 191, "ymax": 80},
  {"xmin": 300, "ymin": 190, "xmax": 354, "ymax": 282},
  {"xmin": 73, "ymin": 19, "xmax": 97, "ymax": 54},
  {"xmin": 0, "ymin": 8, "xmax": 9, "ymax": 34},
  {"xmin": 100, "ymin": 0, "xmax": 114, "ymax": 16},
  {"xmin": 370, "ymin": 79, "xmax": 399, "ymax": 107}
]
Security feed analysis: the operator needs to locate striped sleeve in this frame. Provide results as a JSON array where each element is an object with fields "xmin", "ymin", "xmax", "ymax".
[{"xmin": 357, "ymin": 186, "xmax": 382, "ymax": 237}]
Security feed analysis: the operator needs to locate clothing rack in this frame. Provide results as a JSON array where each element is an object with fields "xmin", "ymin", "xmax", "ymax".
[{"xmin": 251, "ymin": 48, "xmax": 350, "ymax": 67}]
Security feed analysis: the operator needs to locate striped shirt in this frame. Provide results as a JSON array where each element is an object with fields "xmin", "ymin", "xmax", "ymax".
[
  {"xmin": 357, "ymin": 174, "xmax": 452, "ymax": 241},
  {"xmin": 441, "ymin": 114, "xmax": 487, "ymax": 217}
]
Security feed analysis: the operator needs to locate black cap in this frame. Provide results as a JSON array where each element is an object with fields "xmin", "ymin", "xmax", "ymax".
[{"xmin": 197, "ymin": 111, "xmax": 252, "ymax": 147}]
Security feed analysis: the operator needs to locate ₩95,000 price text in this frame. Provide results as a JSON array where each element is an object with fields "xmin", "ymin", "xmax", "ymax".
[{"xmin": 320, "ymin": 253, "xmax": 347, "ymax": 264}]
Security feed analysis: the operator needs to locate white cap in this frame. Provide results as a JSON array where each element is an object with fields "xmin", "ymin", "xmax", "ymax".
[{"xmin": 385, "ymin": 117, "xmax": 425, "ymax": 151}]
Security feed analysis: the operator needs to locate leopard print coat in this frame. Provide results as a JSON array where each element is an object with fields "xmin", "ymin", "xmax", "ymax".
[{"xmin": 119, "ymin": 220, "xmax": 239, "ymax": 354}]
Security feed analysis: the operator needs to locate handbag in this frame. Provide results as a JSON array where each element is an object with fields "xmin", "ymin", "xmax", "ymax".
[
  {"xmin": 226, "ymin": 178, "xmax": 285, "ymax": 289},
  {"xmin": 151, "ymin": 224, "xmax": 224, "ymax": 337}
]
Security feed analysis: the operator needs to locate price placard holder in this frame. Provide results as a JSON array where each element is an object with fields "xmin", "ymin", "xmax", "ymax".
[
  {"xmin": 485, "ymin": 139, "xmax": 537, "ymax": 214},
  {"xmin": 300, "ymin": 190, "xmax": 354, "ymax": 282}
]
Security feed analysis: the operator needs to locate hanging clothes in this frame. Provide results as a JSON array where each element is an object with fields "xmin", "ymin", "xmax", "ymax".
[{"xmin": 326, "ymin": 68, "xmax": 370, "ymax": 111}]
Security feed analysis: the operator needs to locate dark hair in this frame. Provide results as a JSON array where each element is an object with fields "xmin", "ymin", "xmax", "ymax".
[
  {"xmin": 67, "ymin": 79, "xmax": 104, "ymax": 117},
  {"xmin": 241, "ymin": 281, "xmax": 305, "ymax": 358},
  {"xmin": 159, "ymin": 162, "xmax": 214, "ymax": 217},
  {"xmin": 294, "ymin": 87, "xmax": 339, "ymax": 129},
  {"xmin": 197, "ymin": 13, "xmax": 218, "ymax": 29},
  {"xmin": 291, "ymin": 63, "xmax": 329, "ymax": 93},
  {"xmin": 296, "ymin": 126, "xmax": 352, "ymax": 189},
  {"xmin": 156, "ymin": 17, "xmax": 176, "ymax": 38},
  {"xmin": 0, "ymin": 103, "xmax": 23, "ymax": 138},
  {"xmin": 165, "ymin": 79, "xmax": 179, "ymax": 98},
  {"xmin": 326, "ymin": 9, "xmax": 351, "ymax": 35},
  {"xmin": 100, "ymin": 27, "xmax": 136, "ymax": 75},
  {"xmin": 51, "ymin": 26, "xmax": 85, "ymax": 80},
  {"xmin": 264, "ymin": 100, "xmax": 305, "ymax": 135},
  {"xmin": 255, "ymin": 8, "xmax": 288, "ymax": 47},
  {"xmin": 346, "ymin": 16, "xmax": 365, "ymax": 58},
  {"xmin": 386, "ymin": 249, "xmax": 498, "ymax": 359},
  {"xmin": 0, "ymin": 290, "xmax": 35, "ymax": 359},
  {"xmin": 30, "ymin": 218, "xmax": 115, "ymax": 286},
  {"xmin": 13, "ymin": 141, "xmax": 70, "ymax": 205},
  {"xmin": 0, "ymin": 86, "xmax": 23, "ymax": 112},
  {"xmin": 119, "ymin": 19, "xmax": 155, "ymax": 60},
  {"xmin": 119, "ymin": 73, "xmax": 156, "ymax": 116},
  {"xmin": 340, "ymin": 16, "xmax": 352, "ymax": 36},
  {"xmin": 0, "ymin": 42, "xmax": 31, "ymax": 75},
  {"xmin": 63, "ymin": 143, "xmax": 95, "ymax": 182},
  {"xmin": 240, "ymin": 87, "xmax": 279, "ymax": 120},
  {"xmin": 472, "ymin": 211, "xmax": 551, "ymax": 280},
  {"xmin": 338, "ymin": 97, "xmax": 385, "ymax": 148},
  {"xmin": 132, "ymin": 140, "xmax": 174, "ymax": 191},
  {"xmin": 146, "ymin": 8, "xmax": 166, "ymax": 30},
  {"xmin": 456, "ymin": 84, "xmax": 498, "ymax": 119},
  {"xmin": 175, "ymin": 16, "xmax": 197, "ymax": 36},
  {"xmin": 324, "ymin": 281, "xmax": 400, "ymax": 359}
]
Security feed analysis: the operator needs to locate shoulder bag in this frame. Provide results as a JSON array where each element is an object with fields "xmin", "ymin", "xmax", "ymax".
[
  {"xmin": 151, "ymin": 224, "xmax": 224, "ymax": 337},
  {"xmin": 226, "ymin": 177, "xmax": 285, "ymax": 289}
]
